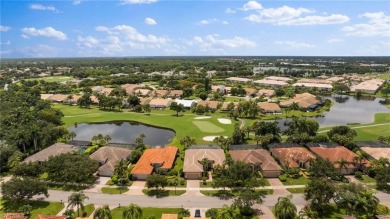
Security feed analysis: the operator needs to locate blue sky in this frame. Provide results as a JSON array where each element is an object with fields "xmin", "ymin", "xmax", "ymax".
[{"xmin": 1, "ymin": 0, "xmax": 389, "ymax": 57}]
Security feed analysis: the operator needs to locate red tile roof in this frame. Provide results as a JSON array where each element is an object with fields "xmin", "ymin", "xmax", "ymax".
[
  {"xmin": 131, "ymin": 146, "xmax": 178, "ymax": 175},
  {"xmin": 310, "ymin": 146, "xmax": 363, "ymax": 169},
  {"xmin": 270, "ymin": 147, "xmax": 315, "ymax": 168}
]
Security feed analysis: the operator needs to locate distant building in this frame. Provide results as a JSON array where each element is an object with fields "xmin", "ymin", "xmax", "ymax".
[
  {"xmin": 226, "ymin": 77, "xmax": 252, "ymax": 84},
  {"xmin": 253, "ymin": 79, "xmax": 288, "ymax": 88},
  {"xmin": 350, "ymin": 79, "xmax": 385, "ymax": 94}
]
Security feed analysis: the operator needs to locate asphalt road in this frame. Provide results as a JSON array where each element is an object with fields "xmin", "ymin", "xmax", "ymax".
[{"xmin": 36, "ymin": 190, "xmax": 390, "ymax": 208}]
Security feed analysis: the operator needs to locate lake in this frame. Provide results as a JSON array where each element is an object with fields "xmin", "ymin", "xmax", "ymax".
[
  {"xmin": 69, "ymin": 121, "xmax": 175, "ymax": 146},
  {"xmin": 275, "ymin": 95, "xmax": 390, "ymax": 130}
]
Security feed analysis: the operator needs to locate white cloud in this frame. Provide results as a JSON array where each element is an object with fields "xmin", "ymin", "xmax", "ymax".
[
  {"xmin": 0, "ymin": 40, "xmax": 11, "ymax": 45},
  {"xmin": 342, "ymin": 12, "xmax": 390, "ymax": 37},
  {"xmin": 30, "ymin": 4, "xmax": 59, "ymax": 12},
  {"xmin": 275, "ymin": 41, "xmax": 316, "ymax": 49},
  {"xmin": 77, "ymin": 25, "xmax": 169, "ymax": 55},
  {"xmin": 73, "ymin": 0, "xmax": 82, "ymax": 5},
  {"xmin": 145, "ymin": 18, "xmax": 157, "ymax": 25},
  {"xmin": 188, "ymin": 34, "xmax": 256, "ymax": 52},
  {"xmin": 21, "ymin": 27, "xmax": 67, "ymax": 40},
  {"xmin": 19, "ymin": 44, "xmax": 61, "ymax": 57},
  {"xmin": 0, "ymin": 25, "xmax": 10, "ymax": 32},
  {"xmin": 327, "ymin": 38, "xmax": 342, "ymax": 43},
  {"xmin": 380, "ymin": 41, "xmax": 390, "ymax": 46},
  {"xmin": 241, "ymin": 1, "xmax": 262, "ymax": 11},
  {"xmin": 245, "ymin": 6, "xmax": 314, "ymax": 23},
  {"xmin": 197, "ymin": 19, "xmax": 229, "ymax": 25},
  {"xmin": 120, "ymin": 0, "xmax": 157, "ymax": 4},
  {"xmin": 278, "ymin": 14, "xmax": 350, "ymax": 25},
  {"xmin": 226, "ymin": 8, "xmax": 236, "ymax": 14}
]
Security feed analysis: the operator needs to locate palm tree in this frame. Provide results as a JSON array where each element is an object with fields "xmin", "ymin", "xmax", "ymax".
[
  {"xmin": 93, "ymin": 205, "xmax": 112, "ymax": 219},
  {"xmin": 200, "ymin": 158, "xmax": 211, "ymax": 177},
  {"xmin": 69, "ymin": 131, "xmax": 77, "ymax": 141},
  {"xmin": 122, "ymin": 204, "xmax": 142, "ymax": 219},
  {"xmin": 335, "ymin": 158, "xmax": 349, "ymax": 174},
  {"xmin": 67, "ymin": 192, "xmax": 89, "ymax": 217},
  {"xmin": 216, "ymin": 205, "xmax": 240, "ymax": 219},
  {"xmin": 274, "ymin": 195, "xmax": 297, "ymax": 219}
]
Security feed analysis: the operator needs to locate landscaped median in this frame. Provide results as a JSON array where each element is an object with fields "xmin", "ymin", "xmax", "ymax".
[{"xmin": 200, "ymin": 189, "xmax": 274, "ymax": 197}]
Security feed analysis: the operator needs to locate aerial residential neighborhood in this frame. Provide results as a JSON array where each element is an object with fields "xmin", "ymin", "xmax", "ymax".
[{"xmin": 1, "ymin": 0, "xmax": 390, "ymax": 218}]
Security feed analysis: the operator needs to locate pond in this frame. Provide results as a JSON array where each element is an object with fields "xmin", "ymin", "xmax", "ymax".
[
  {"xmin": 68, "ymin": 121, "xmax": 175, "ymax": 146},
  {"xmin": 275, "ymin": 95, "xmax": 390, "ymax": 130}
]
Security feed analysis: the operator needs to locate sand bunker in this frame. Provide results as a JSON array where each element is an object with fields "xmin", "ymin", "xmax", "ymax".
[
  {"xmin": 203, "ymin": 136, "xmax": 228, "ymax": 141},
  {"xmin": 218, "ymin": 118, "xmax": 232, "ymax": 124},
  {"xmin": 194, "ymin": 116, "xmax": 211, "ymax": 120}
]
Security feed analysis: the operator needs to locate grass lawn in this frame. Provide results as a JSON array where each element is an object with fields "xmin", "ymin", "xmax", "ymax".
[
  {"xmin": 142, "ymin": 189, "xmax": 186, "ymax": 197},
  {"xmin": 25, "ymin": 76, "xmax": 73, "ymax": 83},
  {"xmin": 0, "ymin": 200, "xmax": 64, "ymax": 218},
  {"xmin": 111, "ymin": 207, "xmax": 182, "ymax": 219},
  {"xmin": 79, "ymin": 204, "xmax": 94, "ymax": 217},
  {"xmin": 200, "ymin": 181, "xmax": 214, "ymax": 188},
  {"xmin": 54, "ymin": 104, "xmax": 239, "ymax": 147},
  {"xmin": 192, "ymin": 120, "xmax": 225, "ymax": 133},
  {"xmin": 224, "ymin": 96, "xmax": 246, "ymax": 102},
  {"xmin": 282, "ymin": 177, "xmax": 311, "ymax": 185},
  {"xmin": 101, "ymin": 187, "xmax": 129, "ymax": 194},
  {"xmin": 357, "ymin": 175, "xmax": 376, "ymax": 183},
  {"xmin": 286, "ymin": 187, "xmax": 306, "ymax": 193}
]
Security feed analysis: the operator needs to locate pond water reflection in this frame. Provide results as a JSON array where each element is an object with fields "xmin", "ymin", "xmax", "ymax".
[{"xmin": 69, "ymin": 121, "xmax": 175, "ymax": 146}]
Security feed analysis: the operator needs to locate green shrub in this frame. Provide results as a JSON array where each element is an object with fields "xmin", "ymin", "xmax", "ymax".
[
  {"xmin": 377, "ymin": 204, "xmax": 389, "ymax": 215},
  {"xmin": 354, "ymin": 171, "xmax": 363, "ymax": 180},
  {"xmin": 84, "ymin": 145, "xmax": 99, "ymax": 155},
  {"xmin": 279, "ymin": 174, "xmax": 287, "ymax": 182}
]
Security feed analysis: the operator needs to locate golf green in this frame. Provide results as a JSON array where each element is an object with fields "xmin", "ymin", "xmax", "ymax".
[{"xmin": 192, "ymin": 121, "xmax": 225, "ymax": 133}]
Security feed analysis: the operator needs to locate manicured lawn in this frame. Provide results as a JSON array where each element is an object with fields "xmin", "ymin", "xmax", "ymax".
[
  {"xmin": 26, "ymin": 76, "xmax": 73, "ymax": 83},
  {"xmin": 142, "ymin": 189, "xmax": 186, "ymax": 197},
  {"xmin": 200, "ymin": 189, "xmax": 273, "ymax": 197},
  {"xmin": 79, "ymin": 204, "xmax": 94, "ymax": 217},
  {"xmin": 200, "ymin": 181, "xmax": 214, "ymax": 188},
  {"xmin": 192, "ymin": 121, "xmax": 225, "ymax": 133},
  {"xmin": 286, "ymin": 187, "xmax": 306, "ymax": 193},
  {"xmin": 101, "ymin": 187, "xmax": 129, "ymax": 194},
  {"xmin": 54, "ymin": 104, "xmax": 238, "ymax": 147},
  {"xmin": 111, "ymin": 207, "xmax": 182, "ymax": 219},
  {"xmin": 282, "ymin": 176, "xmax": 311, "ymax": 185},
  {"xmin": 0, "ymin": 200, "xmax": 64, "ymax": 218},
  {"xmin": 357, "ymin": 175, "xmax": 376, "ymax": 183}
]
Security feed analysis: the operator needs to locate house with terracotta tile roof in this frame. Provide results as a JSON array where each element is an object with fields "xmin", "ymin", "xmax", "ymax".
[
  {"xmin": 244, "ymin": 88, "xmax": 257, "ymax": 97},
  {"xmin": 90, "ymin": 146, "xmax": 132, "ymax": 177},
  {"xmin": 257, "ymin": 102, "xmax": 282, "ymax": 114},
  {"xmin": 211, "ymin": 85, "xmax": 225, "ymax": 94},
  {"xmin": 24, "ymin": 143, "xmax": 78, "ymax": 163},
  {"xmin": 279, "ymin": 93, "xmax": 320, "ymax": 110},
  {"xmin": 47, "ymin": 94, "xmax": 69, "ymax": 103},
  {"xmin": 252, "ymin": 79, "xmax": 289, "ymax": 88},
  {"xmin": 308, "ymin": 143, "xmax": 368, "ymax": 174},
  {"xmin": 350, "ymin": 78, "xmax": 385, "ymax": 94},
  {"xmin": 183, "ymin": 146, "xmax": 225, "ymax": 180},
  {"xmin": 226, "ymin": 77, "xmax": 252, "ymax": 84},
  {"xmin": 229, "ymin": 146, "xmax": 282, "ymax": 178},
  {"xmin": 257, "ymin": 89, "xmax": 275, "ymax": 97},
  {"xmin": 148, "ymin": 98, "xmax": 172, "ymax": 109},
  {"xmin": 167, "ymin": 90, "xmax": 183, "ymax": 98},
  {"xmin": 66, "ymin": 95, "xmax": 82, "ymax": 105},
  {"xmin": 269, "ymin": 143, "xmax": 315, "ymax": 169},
  {"xmin": 123, "ymin": 84, "xmax": 142, "ymax": 95},
  {"xmin": 40, "ymin": 94, "xmax": 53, "ymax": 100},
  {"xmin": 139, "ymin": 97, "xmax": 151, "ymax": 106},
  {"xmin": 221, "ymin": 101, "xmax": 238, "ymax": 111},
  {"xmin": 161, "ymin": 214, "xmax": 178, "ymax": 219},
  {"xmin": 154, "ymin": 89, "xmax": 169, "ymax": 98},
  {"xmin": 134, "ymin": 89, "xmax": 152, "ymax": 97},
  {"xmin": 358, "ymin": 142, "xmax": 390, "ymax": 161},
  {"xmin": 131, "ymin": 146, "xmax": 178, "ymax": 180},
  {"xmin": 197, "ymin": 100, "xmax": 219, "ymax": 110}
]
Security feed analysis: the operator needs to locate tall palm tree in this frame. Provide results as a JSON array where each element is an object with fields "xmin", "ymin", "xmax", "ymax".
[
  {"xmin": 274, "ymin": 195, "xmax": 297, "ymax": 219},
  {"xmin": 93, "ymin": 205, "xmax": 112, "ymax": 219},
  {"xmin": 67, "ymin": 192, "xmax": 89, "ymax": 217},
  {"xmin": 122, "ymin": 204, "xmax": 142, "ymax": 219},
  {"xmin": 216, "ymin": 205, "xmax": 240, "ymax": 219},
  {"xmin": 69, "ymin": 131, "xmax": 77, "ymax": 141},
  {"xmin": 335, "ymin": 158, "xmax": 349, "ymax": 174}
]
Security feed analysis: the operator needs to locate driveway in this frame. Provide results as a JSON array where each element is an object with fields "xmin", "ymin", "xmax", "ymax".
[
  {"xmin": 267, "ymin": 178, "xmax": 291, "ymax": 196},
  {"xmin": 84, "ymin": 176, "xmax": 111, "ymax": 193},
  {"xmin": 123, "ymin": 181, "xmax": 146, "ymax": 195},
  {"xmin": 181, "ymin": 180, "xmax": 204, "ymax": 197}
]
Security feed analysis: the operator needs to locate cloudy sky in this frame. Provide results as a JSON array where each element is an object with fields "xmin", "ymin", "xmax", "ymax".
[{"xmin": 0, "ymin": 0, "xmax": 389, "ymax": 57}]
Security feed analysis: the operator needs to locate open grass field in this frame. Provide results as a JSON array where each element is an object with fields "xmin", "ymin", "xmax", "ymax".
[
  {"xmin": 54, "ymin": 104, "xmax": 239, "ymax": 147},
  {"xmin": 111, "ymin": 207, "xmax": 182, "ymax": 219},
  {"xmin": 25, "ymin": 76, "xmax": 74, "ymax": 83}
]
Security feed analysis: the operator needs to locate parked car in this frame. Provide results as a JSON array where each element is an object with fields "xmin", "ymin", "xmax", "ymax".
[{"xmin": 194, "ymin": 209, "xmax": 201, "ymax": 217}]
